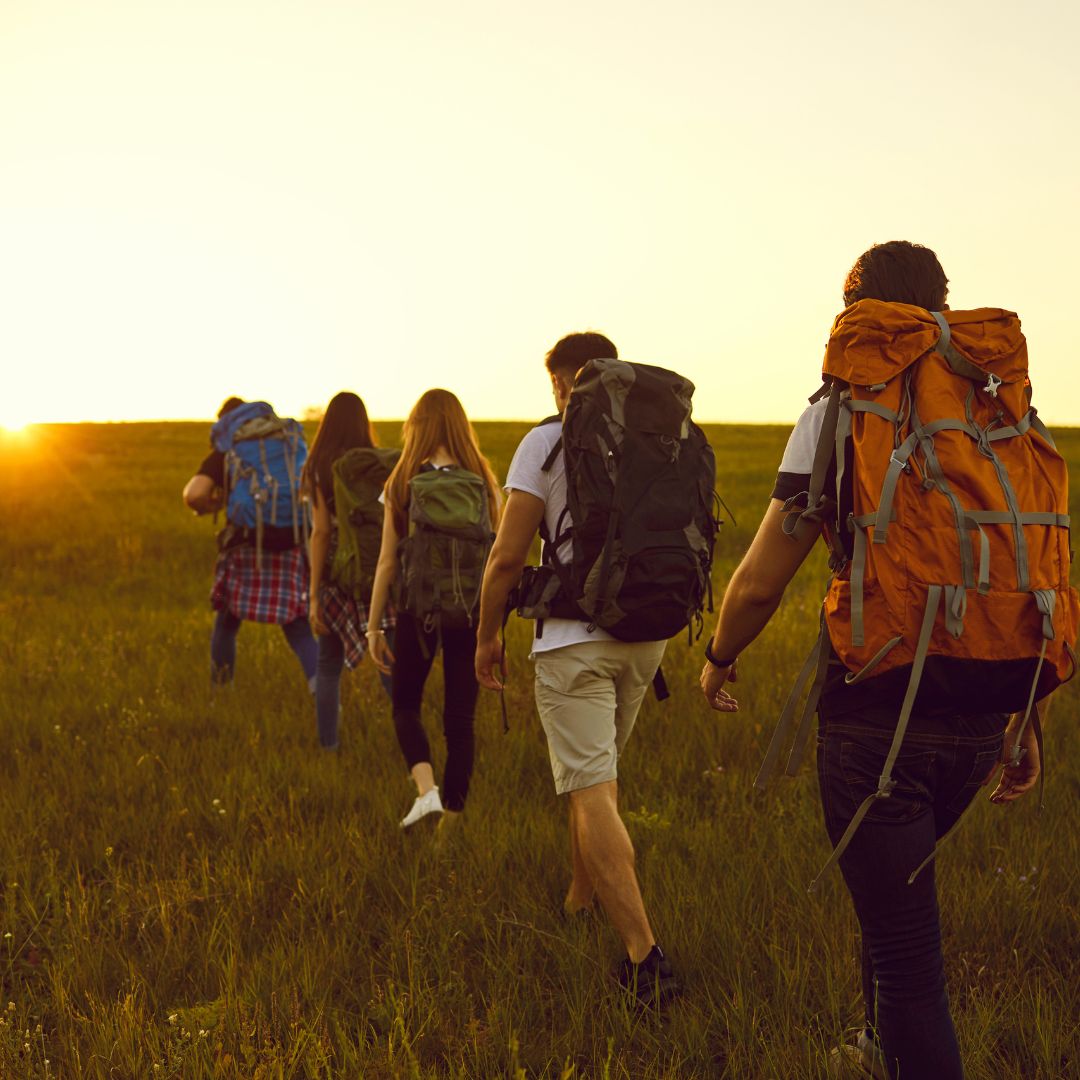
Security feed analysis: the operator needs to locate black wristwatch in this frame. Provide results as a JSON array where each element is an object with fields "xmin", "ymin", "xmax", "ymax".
[{"xmin": 704, "ymin": 639, "xmax": 737, "ymax": 669}]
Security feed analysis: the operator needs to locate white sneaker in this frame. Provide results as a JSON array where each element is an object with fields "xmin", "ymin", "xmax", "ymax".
[
  {"xmin": 830, "ymin": 1030, "xmax": 887, "ymax": 1079},
  {"xmin": 400, "ymin": 787, "xmax": 443, "ymax": 829}
]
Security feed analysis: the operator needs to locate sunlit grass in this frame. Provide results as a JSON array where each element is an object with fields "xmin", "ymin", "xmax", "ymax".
[{"xmin": 0, "ymin": 421, "xmax": 1076, "ymax": 1078}]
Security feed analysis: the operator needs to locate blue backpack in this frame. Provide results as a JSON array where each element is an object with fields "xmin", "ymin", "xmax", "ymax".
[{"xmin": 210, "ymin": 402, "xmax": 309, "ymax": 562}]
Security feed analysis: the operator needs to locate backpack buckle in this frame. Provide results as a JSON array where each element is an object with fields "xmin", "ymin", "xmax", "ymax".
[{"xmin": 983, "ymin": 373, "xmax": 1002, "ymax": 398}]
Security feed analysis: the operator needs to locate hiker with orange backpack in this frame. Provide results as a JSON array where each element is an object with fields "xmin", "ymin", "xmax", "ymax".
[
  {"xmin": 302, "ymin": 392, "xmax": 397, "ymax": 751},
  {"xmin": 182, "ymin": 396, "xmax": 319, "ymax": 691},
  {"xmin": 698, "ymin": 242, "xmax": 1077, "ymax": 1079}
]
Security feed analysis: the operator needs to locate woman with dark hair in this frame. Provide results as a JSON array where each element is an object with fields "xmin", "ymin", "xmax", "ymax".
[
  {"xmin": 303, "ymin": 392, "xmax": 394, "ymax": 750},
  {"xmin": 182, "ymin": 396, "xmax": 318, "ymax": 690},
  {"xmin": 699, "ymin": 241, "xmax": 1059, "ymax": 1079}
]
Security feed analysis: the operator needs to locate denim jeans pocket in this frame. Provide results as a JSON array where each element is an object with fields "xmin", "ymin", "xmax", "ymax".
[
  {"xmin": 945, "ymin": 746, "xmax": 1001, "ymax": 815},
  {"xmin": 840, "ymin": 740, "xmax": 937, "ymax": 825}
]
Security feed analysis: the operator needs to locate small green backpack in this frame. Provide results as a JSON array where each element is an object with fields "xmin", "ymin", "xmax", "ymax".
[
  {"xmin": 329, "ymin": 447, "xmax": 402, "ymax": 601},
  {"xmin": 397, "ymin": 466, "xmax": 493, "ymax": 630}
]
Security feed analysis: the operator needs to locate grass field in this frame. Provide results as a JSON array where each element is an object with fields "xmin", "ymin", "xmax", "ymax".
[{"xmin": 1, "ymin": 420, "xmax": 1077, "ymax": 1079}]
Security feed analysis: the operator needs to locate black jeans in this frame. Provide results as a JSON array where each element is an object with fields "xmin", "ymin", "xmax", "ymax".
[
  {"xmin": 392, "ymin": 612, "xmax": 479, "ymax": 813},
  {"xmin": 817, "ymin": 709, "xmax": 1006, "ymax": 1080}
]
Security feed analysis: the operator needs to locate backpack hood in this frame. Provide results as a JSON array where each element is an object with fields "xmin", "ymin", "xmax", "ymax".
[
  {"xmin": 824, "ymin": 300, "xmax": 1027, "ymax": 388},
  {"xmin": 211, "ymin": 401, "xmax": 275, "ymax": 452}
]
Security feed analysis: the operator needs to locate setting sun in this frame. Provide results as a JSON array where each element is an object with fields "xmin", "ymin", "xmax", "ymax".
[{"xmin": 0, "ymin": 414, "xmax": 32, "ymax": 437}]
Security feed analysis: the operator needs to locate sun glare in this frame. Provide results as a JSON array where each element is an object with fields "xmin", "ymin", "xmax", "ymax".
[{"xmin": 0, "ymin": 416, "xmax": 33, "ymax": 437}]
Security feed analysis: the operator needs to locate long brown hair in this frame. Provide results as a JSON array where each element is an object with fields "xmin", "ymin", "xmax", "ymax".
[
  {"xmin": 302, "ymin": 391, "xmax": 378, "ymax": 501},
  {"xmin": 384, "ymin": 388, "xmax": 502, "ymax": 533}
]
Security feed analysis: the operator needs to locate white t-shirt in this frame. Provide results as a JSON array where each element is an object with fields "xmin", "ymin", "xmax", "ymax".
[{"xmin": 505, "ymin": 420, "xmax": 616, "ymax": 654}]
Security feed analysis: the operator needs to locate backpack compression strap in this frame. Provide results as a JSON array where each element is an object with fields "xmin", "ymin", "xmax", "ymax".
[{"xmin": 808, "ymin": 584, "xmax": 943, "ymax": 893}]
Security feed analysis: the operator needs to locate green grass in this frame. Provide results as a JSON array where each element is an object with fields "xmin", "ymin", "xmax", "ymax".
[{"xmin": 0, "ymin": 421, "xmax": 1077, "ymax": 1078}]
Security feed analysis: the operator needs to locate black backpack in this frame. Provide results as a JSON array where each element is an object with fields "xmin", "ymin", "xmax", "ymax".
[{"xmin": 516, "ymin": 358, "xmax": 719, "ymax": 643}]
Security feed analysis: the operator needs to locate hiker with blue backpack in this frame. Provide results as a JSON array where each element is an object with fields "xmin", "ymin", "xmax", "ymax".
[
  {"xmin": 302, "ymin": 391, "xmax": 397, "ymax": 750},
  {"xmin": 476, "ymin": 332, "xmax": 718, "ymax": 1009},
  {"xmin": 182, "ymin": 396, "xmax": 318, "ymax": 690},
  {"xmin": 365, "ymin": 389, "xmax": 503, "ymax": 832},
  {"xmin": 698, "ymin": 242, "xmax": 1078, "ymax": 1079}
]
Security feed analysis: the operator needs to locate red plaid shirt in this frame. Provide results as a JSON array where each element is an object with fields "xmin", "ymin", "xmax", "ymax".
[
  {"xmin": 211, "ymin": 545, "xmax": 310, "ymax": 625},
  {"xmin": 318, "ymin": 583, "xmax": 395, "ymax": 669}
]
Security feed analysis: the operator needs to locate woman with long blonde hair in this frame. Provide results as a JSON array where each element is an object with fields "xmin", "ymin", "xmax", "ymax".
[{"xmin": 367, "ymin": 389, "xmax": 502, "ymax": 830}]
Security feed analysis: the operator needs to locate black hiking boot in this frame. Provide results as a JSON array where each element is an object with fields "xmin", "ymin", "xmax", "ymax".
[{"xmin": 616, "ymin": 945, "xmax": 681, "ymax": 1009}]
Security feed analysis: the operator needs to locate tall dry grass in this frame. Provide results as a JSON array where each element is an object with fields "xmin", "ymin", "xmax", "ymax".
[{"xmin": 0, "ymin": 421, "xmax": 1076, "ymax": 1078}]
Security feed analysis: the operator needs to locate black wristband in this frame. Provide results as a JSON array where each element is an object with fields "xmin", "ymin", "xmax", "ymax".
[{"xmin": 704, "ymin": 639, "xmax": 737, "ymax": 669}]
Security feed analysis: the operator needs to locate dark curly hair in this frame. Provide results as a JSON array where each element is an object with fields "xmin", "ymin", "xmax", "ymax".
[{"xmin": 843, "ymin": 241, "xmax": 949, "ymax": 310}]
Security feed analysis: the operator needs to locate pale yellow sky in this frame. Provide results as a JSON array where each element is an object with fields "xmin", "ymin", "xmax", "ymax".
[{"xmin": 1, "ymin": 0, "xmax": 1078, "ymax": 428}]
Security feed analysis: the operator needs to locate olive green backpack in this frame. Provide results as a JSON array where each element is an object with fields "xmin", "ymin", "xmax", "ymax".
[
  {"xmin": 329, "ymin": 447, "xmax": 402, "ymax": 601},
  {"xmin": 396, "ymin": 466, "xmax": 493, "ymax": 630}
]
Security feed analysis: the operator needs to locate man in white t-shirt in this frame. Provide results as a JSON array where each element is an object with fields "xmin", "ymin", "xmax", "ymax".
[{"xmin": 475, "ymin": 332, "xmax": 676, "ymax": 1007}]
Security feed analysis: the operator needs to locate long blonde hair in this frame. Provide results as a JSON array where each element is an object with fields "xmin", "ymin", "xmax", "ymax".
[{"xmin": 385, "ymin": 388, "xmax": 502, "ymax": 533}]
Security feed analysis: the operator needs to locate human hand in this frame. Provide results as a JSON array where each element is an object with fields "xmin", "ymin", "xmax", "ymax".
[
  {"xmin": 700, "ymin": 659, "xmax": 738, "ymax": 712},
  {"xmin": 989, "ymin": 716, "xmax": 1041, "ymax": 804},
  {"xmin": 367, "ymin": 629, "xmax": 395, "ymax": 675},
  {"xmin": 475, "ymin": 635, "xmax": 507, "ymax": 691}
]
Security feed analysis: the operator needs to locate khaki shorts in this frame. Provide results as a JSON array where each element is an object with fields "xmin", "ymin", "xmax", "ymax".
[{"xmin": 533, "ymin": 639, "xmax": 667, "ymax": 794}]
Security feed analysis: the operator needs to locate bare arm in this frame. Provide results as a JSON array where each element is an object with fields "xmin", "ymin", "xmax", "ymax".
[
  {"xmin": 366, "ymin": 501, "xmax": 402, "ymax": 673},
  {"xmin": 182, "ymin": 474, "xmax": 223, "ymax": 516},
  {"xmin": 700, "ymin": 499, "xmax": 820, "ymax": 710},
  {"xmin": 308, "ymin": 488, "xmax": 332, "ymax": 634},
  {"xmin": 475, "ymin": 489, "xmax": 546, "ymax": 690}
]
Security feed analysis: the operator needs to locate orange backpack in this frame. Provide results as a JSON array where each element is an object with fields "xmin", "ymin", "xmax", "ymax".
[{"xmin": 759, "ymin": 300, "xmax": 1078, "ymax": 884}]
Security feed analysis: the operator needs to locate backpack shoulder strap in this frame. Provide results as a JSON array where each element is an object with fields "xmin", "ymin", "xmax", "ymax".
[
  {"xmin": 537, "ymin": 415, "xmax": 562, "ymax": 473},
  {"xmin": 782, "ymin": 380, "xmax": 843, "ymax": 544},
  {"xmin": 542, "ymin": 437, "xmax": 563, "ymax": 474}
]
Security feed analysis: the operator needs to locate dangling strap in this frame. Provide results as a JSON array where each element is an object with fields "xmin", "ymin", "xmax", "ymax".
[
  {"xmin": 1008, "ymin": 590, "xmax": 1055, "ymax": 765},
  {"xmin": 943, "ymin": 585, "xmax": 967, "ymax": 640},
  {"xmin": 809, "ymin": 585, "xmax": 942, "ymax": 892},
  {"xmin": 907, "ymin": 690, "xmax": 1049, "ymax": 887},
  {"xmin": 785, "ymin": 626, "xmax": 833, "ymax": 776},
  {"xmin": 253, "ymin": 472, "xmax": 265, "ymax": 573},
  {"xmin": 849, "ymin": 517, "xmax": 868, "ymax": 648},
  {"xmin": 754, "ymin": 612, "xmax": 828, "ymax": 791},
  {"xmin": 843, "ymin": 635, "xmax": 903, "ymax": 686}
]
